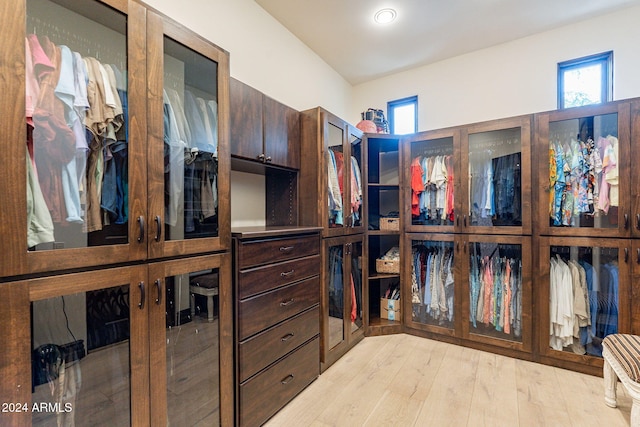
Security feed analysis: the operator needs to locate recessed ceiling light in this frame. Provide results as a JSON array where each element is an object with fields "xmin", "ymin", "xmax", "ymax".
[{"xmin": 374, "ymin": 8, "xmax": 397, "ymax": 24}]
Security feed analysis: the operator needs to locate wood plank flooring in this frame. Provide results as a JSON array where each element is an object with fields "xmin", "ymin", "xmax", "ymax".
[{"xmin": 266, "ymin": 334, "xmax": 633, "ymax": 427}]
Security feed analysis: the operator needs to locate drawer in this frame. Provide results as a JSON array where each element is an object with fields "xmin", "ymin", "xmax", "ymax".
[
  {"xmin": 238, "ymin": 277, "xmax": 319, "ymax": 340},
  {"xmin": 238, "ymin": 255, "xmax": 320, "ymax": 299},
  {"xmin": 239, "ymin": 307, "xmax": 319, "ymax": 382},
  {"xmin": 239, "ymin": 337, "xmax": 319, "ymax": 427},
  {"xmin": 237, "ymin": 234, "xmax": 319, "ymax": 269}
]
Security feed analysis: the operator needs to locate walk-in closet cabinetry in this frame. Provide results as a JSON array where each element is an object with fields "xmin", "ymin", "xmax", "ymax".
[
  {"xmin": 322, "ymin": 235, "xmax": 365, "ymax": 370},
  {"xmin": 402, "ymin": 117, "xmax": 533, "ymax": 354},
  {"xmin": 365, "ymin": 134, "xmax": 403, "ymax": 335},
  {"xmin": 534, "ymin": 100, "xmax": 635, "ymax": 375},
  {"xmin": 299, "ymin": 107, "xmax": 366, "ymax": 370},
  {"xmin": 300, "ymin": 107, "xmax": 365, "ymax": 236},
  {"xmin": 0, "ymin": 0, "xmax": 233, "ymax": 425},
  {"xmin": 232, "ymin": 227, "xmax": 321, "ymax": 426},
  {"xmin": 229, "ymin": 78, "xmax": 300, "ymax": 169}
]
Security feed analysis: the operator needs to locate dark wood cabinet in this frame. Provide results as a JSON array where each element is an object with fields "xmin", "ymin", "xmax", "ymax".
[
  {"xmin": 0, "ymin": 1, "xmax": 233, "ymax": 426},
  {"xmin": 233, "ymin": 227, "xmax": 321, "ymax": 427},
  {"xmin": 321, "ymin": 235, "xmax": 365, "ymax": 371},
  {"xmin": 230, "ymin": 78, "xmax": 300, "ymax": 169},
  {"xmin": 300, "ymin": 107, "xmax": 365, "ymax": 237}
]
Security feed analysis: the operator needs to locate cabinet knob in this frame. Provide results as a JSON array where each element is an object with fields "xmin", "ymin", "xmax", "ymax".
[
  {"xmin": 257, "ymin": 153, "xmax": 266, "ymax": 162},
  {"xmin": 265, "ymin": 156, "xmax": 272, "ymax": 163}
]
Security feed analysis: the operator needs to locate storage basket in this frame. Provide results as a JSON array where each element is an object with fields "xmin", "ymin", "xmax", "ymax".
[
  {"xmin": 376, "ymin": 258, "xmax": 400, "ymax": 274},
  {"xmin": 379, "ymin": 217, "xmax": 400, "ymax": 231}
]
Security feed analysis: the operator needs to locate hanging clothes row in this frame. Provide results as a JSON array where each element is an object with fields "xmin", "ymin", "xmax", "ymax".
[
  {"xmin": 549, "ymin": 135, "xmax": 619, "ymax": 226},
  {"xmin": 469, "ymin": 250, "xmax": 522, "ymax": 337},
  {"xmin": 469, "ymin": 152, "xmax": 522, "ymax": 226},
  {"xmin": 410, "ymin": 243, "xmax": 454, "ymax": 325},
  {"xmin": 410, "ymin": 155, "xmax": 454, "ymax": 224},
  {"xmin": 549, "ymin": 254, "xmax": 618, "ymax": 356},
  {"xmin": 327, "ymin": 246, "xmax": 360, "ymax": 323},
  {"xmin": 326, "ymin": 148, "xmax": 362, "ymax": 227},
  {"xmin": 26, "ymin": 33, "xmax": 128, "ymax": 246},
  {"xmin": 163, "ymin": 87, "xmax": 218, "ymax": 234}
]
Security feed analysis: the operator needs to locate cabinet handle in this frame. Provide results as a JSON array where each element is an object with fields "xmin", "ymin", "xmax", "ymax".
[
  {"xmin": 265, "ymin": 156, "xmax": 272, "ymax": 163},
  {"xmin": 624, "ymin": 214, "xmax": 629, "ymax": 230},
  {"xmin": 464, "ymin": 214, "xmax": 467, "ymax": 228},
  {"xmin": 456, "ymin": 242, "xmax": 459, "ymax": 252},
  {"xmin": 137, "ymin": 216, "xmax": 145, "ymax": 243},
  {"xmin": 138, "ymin": 282, "xmax": 145, "ymax": 310},
  {"xmin": 636, "ymin": 214, "xmax": 640, "ymax": 230},
  {"xmin": 456, "ymin": 216, "xmax": 460, "ymax": 227},
  {"xmin": 637, "ymin": 248, "xmax": 640, "ymax": 265},
  {"xmin": 154, "ymin": 215, "xmax": 162, "ymax": 242},
  {"xmin": 281, "ymin": 374, "xmax": 294, "ymax": 385},
  {"xmin": 257, "ymin": 153, "xmax": 266, "ymax": 162},
  {"xmin": 463, "ymin": 242, "xmax": 467, "ymax": 254},
  {"xmin": 625, "ymin": 247, "xmax": 629, "ymax": 263},
  {"xmin": 279, "ymin": 246, "xmax": 294, "ymax": 252},
  {"xmin": 155, "ymin": 279, "xmax": 162, "ymax": 305},
  {"xmin": 281, "ymin": 333, "xmax": 295, "ymax": 342},
  {"xmin": 280, "ymin": 298, "xmax": 295, "ymax": 307},
  {"xmin": 281, "ymin": 270, "xmax": 295, "ymax": 277}
]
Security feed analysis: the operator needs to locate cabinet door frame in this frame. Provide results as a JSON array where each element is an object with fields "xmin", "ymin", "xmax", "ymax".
[
  {"xmin": 461, "ymin": 234, "xmax": 533, "ymax": 353},
  {"xmin": 537, "ymin": 236, "xmax": 632, "ymax": 371},
  {"xmin": 403, "ymin": 232, "xmax": 460, "ymax": 337},
  {"xmin": 148, "ymin": 253, "xmax": 232, "ymax": 427},
  {"xmin": 146, "ymin": 10, "xmax": 231, "ymax": 260},
  {"xmin": 535, "ymin": 101, "xmax": 631, "ymax": 238},
  {"xmin": 461, "ymin": 114, "xmax": 533, "ymax": 236},
  {"xmin": 19, "ymin": 265, "xmax": 149, "ymax": 426},
  {"xmin": 229, "ymin": 77, "xmax": 263, "ymax": 162},
  {"xmin": 321, "ymin": 234, "xmax": 364, "ymax": 371},
  {"xmin": 1, "ymin": 0, "xmax": 148, "ymax": 277},
  {"xmin": 402, "ymin": 127, "xmax": 461, "ymax": 234}
]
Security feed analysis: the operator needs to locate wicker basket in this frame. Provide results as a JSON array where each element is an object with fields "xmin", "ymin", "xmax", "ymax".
[
  {"xmin": 376, "ymin": 258, "xmax": 400, "ymax": 274},
  {"xmin": 380, "ymin": 217, "xmax": 400, "ymax": 231}
]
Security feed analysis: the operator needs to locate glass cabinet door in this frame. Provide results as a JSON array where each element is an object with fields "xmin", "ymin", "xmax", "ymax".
[
  {"xmin": 539, "ymin": 237, "xmax": 630, "ymax": 360},
  {"xmin": 462, "ymin": 116, "xmax": 531, "ymax": 235},
  {"xmin": 349, "ymin": 241, "xmax": 364, "ymax": 337},
  {"xmin": 325, "ymin": 117, "xmax": 347, "ymax": 232},
  {"xmin": 326, "ymin": 243, "xmax": 345, "ymax": 352},
  {"xmin": 149, "ymin": 254, "xmax": 231, "ymax": 427},
  {"xmin": 407, "ymin": 235, "xmax": 456, "ymax": 335},
  {"xmin": 147, "ymin": 12, "xmax": 230, "ymax": 259},
  {"xmin": 404, "ymin": 129, "xmax": 459, "ymax": 232},
  {"xmin": 537, "ymin": 103, "xmax": 630, "ymax": 238},
  {"xmin": 23, "ymin": 0, "xmax": 147, "ymax": 272},
  {"xmin": 465, "ymin": 238, "xmax": 531, "ymax": 351},
  {"xmin": 28, "ymin": 266, "xmax": 148, "ymax": 426}
]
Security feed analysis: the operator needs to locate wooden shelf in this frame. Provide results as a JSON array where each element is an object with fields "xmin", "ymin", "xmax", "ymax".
[{"xmin": 368, "ymin": 273, "xmax": 400, "ymax": 280}]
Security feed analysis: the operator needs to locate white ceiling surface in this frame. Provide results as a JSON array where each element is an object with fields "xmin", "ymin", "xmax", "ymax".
[{"xmin": 255, "ymin": 0, "xmax": 640, "ymax": 85}]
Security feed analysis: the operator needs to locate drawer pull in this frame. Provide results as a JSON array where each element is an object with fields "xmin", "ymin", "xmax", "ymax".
[
  {"xmin": 281, "ymin": 269, "xmax": 295, "ymax": 277},
  {"xmin": 281, "ymin": 374, "xmax": 294, "ymax": 385},
  {"xmin": 280, "ymin": 298, "xmax": 295, "ymax": 307},
  {"xmin": 281, "ymin": 333, "xmax": 295, "ymax": 342},
  {"xmin": 279, "ymin": 246, "xmax": 295, "ymax": 252}
]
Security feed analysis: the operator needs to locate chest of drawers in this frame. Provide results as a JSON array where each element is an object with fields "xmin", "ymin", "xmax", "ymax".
[{"xmin": 232, "ymin": 227, "xmax": 321, "ymax": 426}]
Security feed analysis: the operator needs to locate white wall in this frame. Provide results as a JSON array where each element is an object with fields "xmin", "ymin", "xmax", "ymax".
[
  {"xmin": 144, "ymin": 0, "xmax": 352, "ymax": 117},
  {"xmin": 351, "ymin": 5, "xmax": 640, "ymax": 131}
]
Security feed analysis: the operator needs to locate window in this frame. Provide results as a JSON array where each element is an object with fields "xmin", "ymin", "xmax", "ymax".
[
  {"xmin": 558, "ymin": 51, "xmax": 612, "ymax": 109},
  {"xmin": 387, "ymin": 95, "xmax": 417, "ymax": 134}
]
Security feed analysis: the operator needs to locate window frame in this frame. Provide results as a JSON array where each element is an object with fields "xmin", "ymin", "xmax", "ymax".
[
  {"xmin": 557, "ymin": 51, "xmax": 613, "ymax": 109},
  {"xmin": 387, "ymin": 95, "xmax": 418, "ymax": 134}
]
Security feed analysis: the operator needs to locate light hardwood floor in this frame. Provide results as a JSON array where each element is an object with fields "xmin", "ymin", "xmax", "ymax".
[{"xmin": 266, "ymin": 334, "xmax": 632, "ymax": 427}]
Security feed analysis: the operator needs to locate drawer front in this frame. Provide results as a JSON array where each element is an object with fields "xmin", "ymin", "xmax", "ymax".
[
  {"xmin": 238, "ymin": 255, "xmax": 320, "ymax": 299},
  {"xmin": 237, "ymin": 234, "xmax": 319, "ymax": 268},
  {"xmin": 239, "ymin": 337, "xmax": 319, "ymax": 427},
  {"xmin": 238, "ymin": 277, "xmax": 319, "ymax": 340},
  {"xmin": 239, "ymin": 307, "xmax": 319, "ymax": 382}
]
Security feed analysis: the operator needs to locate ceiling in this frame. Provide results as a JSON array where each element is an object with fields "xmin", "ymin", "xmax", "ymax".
[{"xmin": 255, "ymin": 0, "xmax": 640, "ymax": 85}]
